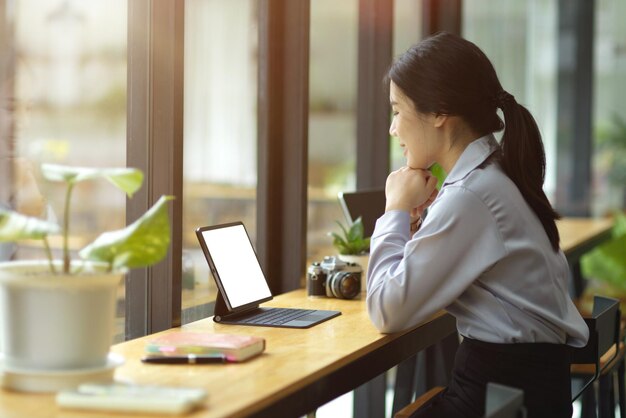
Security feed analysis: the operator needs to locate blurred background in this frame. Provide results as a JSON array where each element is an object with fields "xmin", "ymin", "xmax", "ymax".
[{"xmin": 0, "ymin": 0, "xmax": 625, "ymax": 343}]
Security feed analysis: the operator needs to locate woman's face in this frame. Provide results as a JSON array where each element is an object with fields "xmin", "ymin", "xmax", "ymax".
[{"xmin": 389, "ymin": 81, "xmax": 442, "ymax": 170}]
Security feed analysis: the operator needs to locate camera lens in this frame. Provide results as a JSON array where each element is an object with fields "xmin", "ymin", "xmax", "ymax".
[{"xmin": 329, "ymin": 271, "xmax": 360, "ymax": 299}]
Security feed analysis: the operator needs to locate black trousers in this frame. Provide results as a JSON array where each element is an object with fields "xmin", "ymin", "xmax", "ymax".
[{"xmin": 413, "ymin": 337, "xmax": 573, "ymax": 418}]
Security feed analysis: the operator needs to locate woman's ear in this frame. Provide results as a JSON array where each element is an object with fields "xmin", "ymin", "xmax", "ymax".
[{"xmin": 433, "ymin": 113, "xmax": 447, "ymax": 128}]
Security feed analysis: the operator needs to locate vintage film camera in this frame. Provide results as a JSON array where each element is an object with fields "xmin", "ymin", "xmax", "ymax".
[{"xmin": 307, "ymin": 256, "xmax": 362, "ymax": 299}]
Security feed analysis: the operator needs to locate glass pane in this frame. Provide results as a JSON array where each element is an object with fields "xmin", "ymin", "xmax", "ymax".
[
  {"xmin": 182, "ymin": 0, "xmax": 258, "ymax": 323},
  {"xmin": 390, "ymin": 0, "xmax": 423, "ymax": 171},
  {"xmin": 592, "ymin": 0, "xmax": 626, "ymax": 215},
  {"xmin": 307, "ymin": 0, "xmax": 358, "ymax": 271},
  {"xmin": 0, "ymin": 0, "xmax": 127, "ymax": 341},
  {"xmin": 462, "ymin": 0, "xmax": 558, "ymax": 200}
]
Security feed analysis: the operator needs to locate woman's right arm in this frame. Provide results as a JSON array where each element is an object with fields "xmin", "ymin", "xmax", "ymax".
[{"xmin": 366, "ymin": 186, "xmax": 506, "ymax": 333}]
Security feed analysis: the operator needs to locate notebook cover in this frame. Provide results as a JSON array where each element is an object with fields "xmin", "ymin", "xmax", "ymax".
[{"xmin": 145, "ymin": 332, "xmax": 266, "ymax": 362}]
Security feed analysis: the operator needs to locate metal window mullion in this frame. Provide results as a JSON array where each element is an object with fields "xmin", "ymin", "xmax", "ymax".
[
  {"xmin": 356, "ymin": 0, "xmax": 394, "ymax": 191},
  {"xmin": 556, "ymin": 0, "xmax": 594, "ymax": 216},
  {"xmin": 257, "ymin": 0, "xmax": 310, "ymax": 294},
  {"xmin": 126, "ymin": 0, "xmax": 184, "ymax": 339}
]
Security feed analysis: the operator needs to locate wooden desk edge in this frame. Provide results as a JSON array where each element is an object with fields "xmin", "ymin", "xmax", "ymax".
[{"xmin": 238, "ymin": 311, "xmax": 456, "ymax": 418}]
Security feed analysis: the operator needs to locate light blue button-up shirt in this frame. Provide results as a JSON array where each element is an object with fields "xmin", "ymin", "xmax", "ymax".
[{"xmin": 366, "ymin": 134, "xmax": 589, "ymax": 347}]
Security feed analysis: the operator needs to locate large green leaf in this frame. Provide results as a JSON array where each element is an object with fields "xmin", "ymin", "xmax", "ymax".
[
  {"xmin": 41, "ymin": 164, "xmax": 143, "ymax": 197},
  {"xmin": 79, "ymin": 195, "xmax": 175, "ymax": 270},
  {"xmin": 0, "ymin": 209, "xmax": 60, "ymax": 242}
]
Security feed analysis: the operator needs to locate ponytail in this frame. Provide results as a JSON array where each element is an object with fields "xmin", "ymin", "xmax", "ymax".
[{"xmin": 498, "ymin": 93, "xmax": 561, "ymax": 251}]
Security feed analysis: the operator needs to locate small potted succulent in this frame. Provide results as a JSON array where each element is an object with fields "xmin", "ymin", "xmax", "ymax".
[
  {"xmin": 0, "ymin": 164, "xmax": 174, "ymax": 392},
  {"xmin": 329, "ymin": 216, "xmax": 370, "ymax": 292}
]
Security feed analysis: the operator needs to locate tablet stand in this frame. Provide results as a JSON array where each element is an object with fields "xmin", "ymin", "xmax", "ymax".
[{"xmin": 213, "ymin": 289, "xmax": 229, "ymax": 322}]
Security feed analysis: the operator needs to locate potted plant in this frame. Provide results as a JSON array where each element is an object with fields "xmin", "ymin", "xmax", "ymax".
[
  {"xmin": 329, "ymin": 216, "xmax": 370, "ymax": 292},
  {"xmin": 0, "ymin": 164, "xmax": 174, "ymax": 392}
]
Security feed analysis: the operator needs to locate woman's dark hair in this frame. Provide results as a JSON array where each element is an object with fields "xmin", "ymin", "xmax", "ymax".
[{"xmin": 388, "ymin": 32, "xmax": 560, "ymax": 251}]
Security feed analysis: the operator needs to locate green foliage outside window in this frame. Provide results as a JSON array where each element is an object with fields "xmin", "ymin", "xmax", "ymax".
[{"xmin": 581, "ymin": 211, "xmax": 626, "ymax": 291}]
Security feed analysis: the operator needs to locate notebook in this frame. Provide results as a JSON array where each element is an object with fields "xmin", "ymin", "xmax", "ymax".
[
  {"xmin": 195, "ymin": 222, "xmax": 341, "ymax": 328},
  {"xmin": 337, "ymin": 189, "xmax": 386, "ymax": 238},
  {"xmin": 145, "ymin": 332, "xmax": 266, "ymax": 362}
]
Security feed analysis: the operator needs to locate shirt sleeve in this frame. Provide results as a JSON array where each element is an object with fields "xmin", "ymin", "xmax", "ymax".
[{"xmin": 366, "ymin": 186, "xmax": 507, "ymax": 333}]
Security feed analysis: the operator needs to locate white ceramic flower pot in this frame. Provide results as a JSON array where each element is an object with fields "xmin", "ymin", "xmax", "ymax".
[
  {"xmin": 337, "ymin": 254, "xmax": 369, "ymax": 293},
  {"xmin": 0, "ymin": 260, "xmax": 122, "ymax": 372}
]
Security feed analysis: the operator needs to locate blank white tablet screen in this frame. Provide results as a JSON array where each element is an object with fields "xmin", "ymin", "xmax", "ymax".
[{"xmin": 200, "ymin": 224, "xmax": 272, "ymax": 309}]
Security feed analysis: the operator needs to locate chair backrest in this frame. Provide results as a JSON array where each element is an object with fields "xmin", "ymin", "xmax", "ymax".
[
  {"xmin": 592, "ymin": 295, "xmax": 621, "ymax": 357},
  {"xmin": 484, "ymin": 383, "xmax": 526, "ymax": 418},
  {"xmin": 571, "ymin": 295, "xmax": 620, "ymax": 365},
  {"xmin": 570, "ymin": 295, "xmax": 621, "ymax": 401}
]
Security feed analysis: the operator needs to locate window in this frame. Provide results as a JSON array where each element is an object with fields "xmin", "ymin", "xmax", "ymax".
[
  {"xmin": 462, "ymin": 0, "xmax": 558, "ymax": 200},
  {"xmin": 592, "ymin": 0, "xmax": 626, "ymax": 214},
  {"xmin": 1, "ymin": 0, "xmax": 127, "ymax": 341},
  {"xmin": 182, "ymin": 0, "xmax": 258, "ymax": 323},
  {"xmin": 307, "ymin": 0, "xmax": 358, "ymax": 268},
  {"xmin": 390, "ymin": 0, "xmax": 423, "ymax": 171}
]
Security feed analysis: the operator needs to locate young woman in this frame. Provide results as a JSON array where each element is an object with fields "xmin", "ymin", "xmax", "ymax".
[{"xmin": 366, "ymin": 32, "xmax": 589, "ymax": 418}]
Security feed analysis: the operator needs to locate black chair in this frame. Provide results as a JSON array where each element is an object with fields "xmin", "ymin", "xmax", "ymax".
[
  {"xmin": 394, "ymin": 295, "xmax": 623, "ymax": 418},
  {"xmin": 571, "ymin": 295, "xmax": 624, "ymax": 418}
]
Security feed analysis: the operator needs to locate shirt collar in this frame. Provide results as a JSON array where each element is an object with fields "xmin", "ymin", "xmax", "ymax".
[{"xmin": 441, "ymin": 134, "xmax": 500, "ymax": 187}]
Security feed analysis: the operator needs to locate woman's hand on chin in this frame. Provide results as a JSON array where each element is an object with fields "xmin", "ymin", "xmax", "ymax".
[{"xmin": 385, "ymin": 166, "xmax": 438, "ymax": 213}]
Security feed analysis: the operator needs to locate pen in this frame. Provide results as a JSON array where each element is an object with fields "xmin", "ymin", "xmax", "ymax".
[{"xmin": 141, "ymin": 354, "xmax": 227, "ymax": 364}]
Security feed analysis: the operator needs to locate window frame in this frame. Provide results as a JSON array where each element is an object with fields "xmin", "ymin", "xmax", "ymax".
[
  {"xmin": 556, "ymin": 0, "xmax": 595, "ymax": 216},
  {"xmin": 256, "ymin": 0, "xmax": 311, "ymax": 294},
  {"xmin": 126, "ymin": 0, "xmax": 184, "ymax": 338},
  {"xmin": 356, "ymin": 0, "xmax": 394, "ymax": 191}
]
